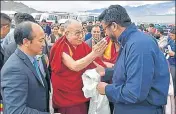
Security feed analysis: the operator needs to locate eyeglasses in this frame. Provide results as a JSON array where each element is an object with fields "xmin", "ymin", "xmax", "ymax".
[
  {"xmin": 103, "ymin": 23, "xmax": 112, "ymax": 32},
  {"xmin": 68, "ymin": 30, "xmax": 85, "ymax": 37}
]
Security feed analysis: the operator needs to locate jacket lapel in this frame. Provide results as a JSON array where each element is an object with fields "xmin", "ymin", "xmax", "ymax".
[
  {"xmin": 0, "ymin": 45, "xmax": 5, "ymax": 55},
  {"xmin": 15, "ymin": 48, "xmax": 45, "ymax": 87}
]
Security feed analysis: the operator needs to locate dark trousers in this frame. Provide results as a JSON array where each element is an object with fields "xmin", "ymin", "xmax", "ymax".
[
  {"xmin": 170, "ymin": 65, "xmax": 176, "ymax": 96},
  {"xmin": 109, "ymin": 102, "xmax": 114, "ymax": 114}
]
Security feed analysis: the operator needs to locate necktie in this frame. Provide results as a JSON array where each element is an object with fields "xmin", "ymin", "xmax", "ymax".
[{"xmin": 33, "ymin": 58, "xmax": 45, "ymax": 87}]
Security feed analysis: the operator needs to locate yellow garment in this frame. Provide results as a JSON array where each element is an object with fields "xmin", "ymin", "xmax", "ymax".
[
  {"xmin": 65, "ymin": 42, "xmax": 73, "ymax": 57},
  {"xmin": 103, "ymin": 40, "xmax": 112, "ymax": 60}
]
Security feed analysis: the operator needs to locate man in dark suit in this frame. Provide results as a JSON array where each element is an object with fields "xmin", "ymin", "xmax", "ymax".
[
  {"xmin": 1, "ymin": 21, "xmax": 50, "ymax": 113},
  {"xmin": 0, "ymin": 13, "xmax": 12, "ymax": 112},
  {"xmin": 2, "ymin": 13, "xmax": 51, "ymax": 92}
]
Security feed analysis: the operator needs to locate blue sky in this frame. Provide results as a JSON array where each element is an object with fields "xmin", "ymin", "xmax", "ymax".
[{"xmin": 16, "ymin": 1, "xmax": 170, "ymax": 12}]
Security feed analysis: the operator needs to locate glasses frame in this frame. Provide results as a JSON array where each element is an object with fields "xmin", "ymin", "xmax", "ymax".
[
  {"xmin": 103, "ymin": 22, "xmax": 112, "ymax": 32},
  {"xmin": 67, "ymin": 30, "xmax": 85, "ymax": 37}
]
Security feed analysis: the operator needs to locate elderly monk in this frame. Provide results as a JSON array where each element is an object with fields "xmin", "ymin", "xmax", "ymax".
[{"xmin": 50, "ymin": 19, "xmax": 107, "ymax": 114}]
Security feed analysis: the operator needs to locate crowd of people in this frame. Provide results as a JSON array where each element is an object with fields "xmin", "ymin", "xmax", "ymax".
[{"xmin": 0, "ymin": 4, "xmax": 175, "ymax": 114}]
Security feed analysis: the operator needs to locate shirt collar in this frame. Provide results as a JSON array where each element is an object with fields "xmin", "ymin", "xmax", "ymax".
[
  {"xmin": 26, "ymin": 54, "xmax": 35, "ymax": 64},
  {"xmin": 19, "ymin": 48, "xmax": 35, "ymax": 64},
  {"xmin": 117, "ymin": 23, "xmax": 138, "ymax": 49}
]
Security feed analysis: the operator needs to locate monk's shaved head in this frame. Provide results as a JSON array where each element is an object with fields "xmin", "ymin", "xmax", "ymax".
[
  {"xmin": 64, "ymin": 19, "xmax": 84, "ymax": 46},
  {"xmin": 64, "ymin": 19, "xmax": 82, "ymax": 32}
]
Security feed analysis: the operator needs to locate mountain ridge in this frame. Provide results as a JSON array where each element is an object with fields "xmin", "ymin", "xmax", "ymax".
[
  {"xmin": 86, "ymin": 1, "xmax": 175, "ymax": 16},
  {"xmin": 1, "ymin": 1, "xmax": 175, "ymax": 16}
]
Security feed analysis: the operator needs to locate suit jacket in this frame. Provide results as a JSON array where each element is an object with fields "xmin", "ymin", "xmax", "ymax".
[
  {"xmin": 3, "ymin": 40, "xmax": 51, "ymax": 92},
  {"xmin": 3, "ymin": 41, "xmax": 17, "ymax": 63},
  {"xmin": 1, "ymin": 48, "xmax": 50, "ymax": 114}
]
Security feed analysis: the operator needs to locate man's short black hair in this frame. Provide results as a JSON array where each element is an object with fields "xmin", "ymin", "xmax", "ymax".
[
  {"xmin": 41, "ymin": 19, "xmax": 47, "ymax": 23},
  {"xmin": 51, "ymin": 24, "xmax": 59, "ymax": 29},
  {"xmin": 82, "ymin": 22, "xmax": 87, "ymax": 25},
  {"xmin": 92, "ymin": 25, "xmax": 100, "ymax": 30},
  {"xmin": 14, "ymin": 13, "xmax": 36, "ymax": 25},
  {"xmin": 60, "ymin": 23, "xmax": 64, "ymax": 26},
  {"xmin": 14, "ymin": 21, "xmax": 34, "ymax": 45},
  {"xmin": 1, "ymin": 13, "xmax": 12, "ymax": 27},
  {"xmin": 157, "ymin": 27, "xmax": 164, "ymax": 35},
  {"xmin": 98, "ymin": 5, "xmax": 131, "ymax": 27},
  {"xmin": 86, "ymin": 25, "xmax": 93, "ymax": 33},
  {"xmin": 89, "ymin": 21, "xmax": 93, "ymax": 23},
  {"xmin": 149, "ymin": 23, "xmax": 154, "ymax": 27},
  {"xmin": 170, "ymin": 27, "xmax": 176, "ymax": 34}
]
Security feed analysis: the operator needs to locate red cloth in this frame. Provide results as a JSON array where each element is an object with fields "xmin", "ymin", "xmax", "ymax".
[
  {"xmin": 56, "ymin": 102, "xmax": 88, "ymax": 114},
  {"xmin": 102, "ymin": 37, "xmax": 119, "ymax": 64},
  {"xmin": 50, "ymin": 36, "xmax": 106, "ymax": 107}
]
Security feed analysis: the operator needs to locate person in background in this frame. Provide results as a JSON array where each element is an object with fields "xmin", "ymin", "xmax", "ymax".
[
  {"xmin": 155, "ymin": 27, "xmax": 175, "ymax": 114},
  {"xmin": 48, "ymin": 25, "xmax": 61, "ymax": 45},
  {"xmin": 86, "ymin": 25, "xmax": 102, "ymax": 48},
  {"xmin": 88, "ymin": 21, "xmax": 93, "ymax": 26},
  {"xmin": 1, "ymin": 13, "xmax": 18, "ymax": 47},
  {"xmin": 58, "ymin": 23, "xmax": 65, "ymax": 37},
  {"xmin": 0, "ymin": 12, "xmax": 12, "ymax": 112},
  {"xmin": 41, "ymin": 19, "xmax": 51, "ymax": 37},
  {"xmin": 168, "ymin": 27, "xmax": 176, "ymax": 96},
  {"xmin": 3, "ymin": 13, "xmax": 37, "ymax": 62},
  {"xmin": 82, "ymin": 22, "xmax": 87, "ymax": 29},
  {"xmin": 95, "ymin": 20, "xmax": 101, "ymax": 26},
  {"xmin": 155, "ymin": 27, "xmax": 168, "ymax": 52},
  {"xmin": 1, "ymin": 28, "xmax": 15, "ymax": 47},
  {"xmin": 0, "ymin": 13, "xmax": 11, "ymax": 51},
  {"xmin": 143, "ymin": 28, "xmax": 148, "ymax": 34},
  {"xmin": 2, "ymin": 13, "xmax": 36, "ymax": 47},
  {"xmin": 148, "ymin": 23, "xmax": 156, "ymax": 37},
  {"xmin": 96, "ymin": 5, "xmax": 170, "ymax": 114},
  {"xmin": 138, "ymin": 26, "xmax": 143, "ymax": 32},
  {"xmin": 84, "ymin": 25, "xmax": 92, "ymax": 41},
  {"xmin": 85, "ymin": 25, "xmax": 119, "ymax": 68},
  {"xmin": 45, "ymin": 23, "xmax": 52, "ymax": 37}
]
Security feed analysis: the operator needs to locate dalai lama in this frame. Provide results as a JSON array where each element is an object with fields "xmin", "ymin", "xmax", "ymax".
[{"xmin": 50, "ymin": 19, "xmax": 107, "ymax": 114}]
